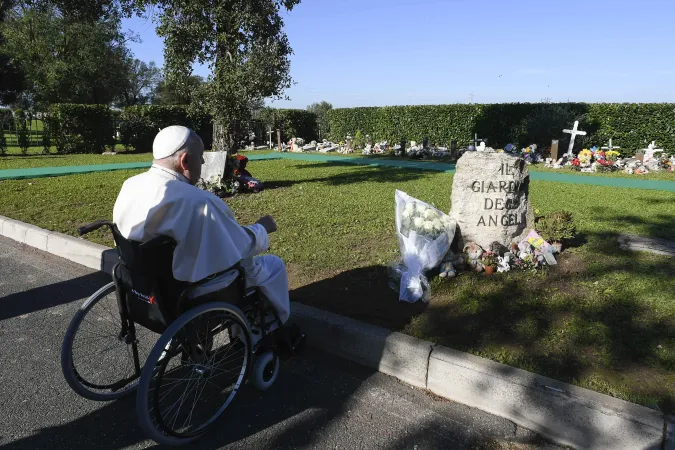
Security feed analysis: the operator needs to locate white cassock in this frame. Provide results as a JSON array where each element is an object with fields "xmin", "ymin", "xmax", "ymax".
[{"xmin": 112, "ymin": 164, "xmax": 290, "ymax": 323}]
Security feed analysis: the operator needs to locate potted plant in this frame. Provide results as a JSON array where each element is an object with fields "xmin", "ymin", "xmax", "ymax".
[
  {"xmin": 480, "ymin": 251, "xmax": 497, "ymax": 275},
  {"xmin": 535, "ymin": 210, "xmax": 577, "ymax": 253}
]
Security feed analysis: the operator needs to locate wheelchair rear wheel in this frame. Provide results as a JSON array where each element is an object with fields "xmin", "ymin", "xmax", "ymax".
[
  {"xmin": 136, "ymin": 302, "xmax": 252, "ymax": 446},
  {"xmin": 61, "ymin": 282, "xmax": 156, "ymax": 401}
]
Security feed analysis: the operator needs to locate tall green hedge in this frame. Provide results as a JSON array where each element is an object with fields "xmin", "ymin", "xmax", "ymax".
[
  {"xmin": 326, "ymin": 103, "xmax": 675, "ymax": 156},
  {"xmin": 49, "ymin": 104, "xmax": 115, "ymax": 154},
  {"xmin": 119, "ymin": 105, "xmax": 212, "ymax": 152},
  {"xmin": 258, "ymin": 108, "xmax": 318, "ymax": 143}
]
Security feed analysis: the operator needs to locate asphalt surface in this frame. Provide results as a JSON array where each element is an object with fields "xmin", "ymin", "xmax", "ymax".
[{"xmin": 0, "ymin": 235, "xmax": 564, "ymax": 450}]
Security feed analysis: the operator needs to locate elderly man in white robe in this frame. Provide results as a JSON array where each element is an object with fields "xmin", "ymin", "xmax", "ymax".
[{"xmin": 113, "ymin": 125, "xmax": 292, "ymax": 345}]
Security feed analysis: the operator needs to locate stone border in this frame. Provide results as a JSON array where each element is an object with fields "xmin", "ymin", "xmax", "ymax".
[
  {"xmin": 0, "ymin": 215, "xmax": 119, "ymax": 274},
  {"xmin": 1, "ymin": 214, "xmax": 673, "ymax": 449}
]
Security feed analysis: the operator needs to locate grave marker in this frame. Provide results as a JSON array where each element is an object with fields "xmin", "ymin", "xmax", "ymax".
[
  {"xmin": 550, "ymin": 140, "xmax": 559, "ymax": 161},
  {"xmin": 601, "ymin": 138, "xmax": 620, "ymax": 152},
  {"xmin": 200, "ymin": 151, "xmax": 228, "ymax": 181},
  {"xmin": 562, "ymin": 121, "xmax": 587, "ymax": 157},
  {"xmin": 450, "ymin": 152, "xmax": 533, "ymax": 249}
]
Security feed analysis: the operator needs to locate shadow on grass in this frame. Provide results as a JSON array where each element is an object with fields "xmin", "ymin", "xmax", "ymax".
[
  {"xmin": 592, "ymin": 204, "xmax": 675, "ymax": 240},
  {"xmin": 264, "ymin": 162, "xmax": 437, "ymax": 190},
  {"xmin": 290, "ymin": 227, "xmax": 675, "ymax": 416}
]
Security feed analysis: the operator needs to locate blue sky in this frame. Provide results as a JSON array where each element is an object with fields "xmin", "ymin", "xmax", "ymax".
[{"xmin": 122, "ymin": 0, "xmax": 675, "ymax": 109}]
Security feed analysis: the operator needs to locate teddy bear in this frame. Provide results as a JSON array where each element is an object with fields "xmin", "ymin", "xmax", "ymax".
[
  {"xmin": 463, "ymin": 242, "xmax": 484, "ymax": 272},
  {"xmin": 439, "ymin": 250, "xmax": 466, "ymax": 278}
]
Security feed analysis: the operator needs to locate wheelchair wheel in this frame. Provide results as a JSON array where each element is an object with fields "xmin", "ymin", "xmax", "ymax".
[
  {"xmin": 136, "ymin": 302, "xmax": 252, "ymax": 446},
  {"xmin": 61, "ymin": 282, "xmax": 156, "ymax": 401},
  {"xmin": 251, "ymin": 351, "xmax": 279, "ymax": 391}
]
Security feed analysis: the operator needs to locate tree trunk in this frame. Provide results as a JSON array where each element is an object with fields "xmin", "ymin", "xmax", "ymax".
[{"xmin": 213, "ymin": 120, "xmax": 227, "ymax": 152}]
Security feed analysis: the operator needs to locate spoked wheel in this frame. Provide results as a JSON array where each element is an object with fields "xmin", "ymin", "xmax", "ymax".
[
  {"xmin": 61, "ymin": 282, "xmax": 156, "ymax": 401},
  {"xmin": 136, "ymin": 302, "xmax": 252, "ymax": 446}
]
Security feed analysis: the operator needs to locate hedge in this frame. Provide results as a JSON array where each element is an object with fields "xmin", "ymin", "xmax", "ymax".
[
  {"xmin": 326, "ymin": 103, "xmax": 675, "ymax": 156},
  {"xmin": 258, "ymin": 108, "xmax": 318, "ymax": 143},
  {"xmin": 119, "ymin": 105, "xmax": 212, "ymax": 152},
  {"xmin": 48, "ymin": 104, "xmax": 115, "ymax": 154}
]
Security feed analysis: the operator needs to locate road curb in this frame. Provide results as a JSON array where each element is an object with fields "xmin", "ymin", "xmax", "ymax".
[
  {"xmin": 1, "ymin": 215, "xmax": 671, "ymax": 449},
  {"xmin": 289, "ymin": 302, "xmax": 432, "ymax": 389},
  {"xmin": 427, "ymin": 346, "xmax": 664, "ymax": 450},
  {"xmin": 0, "ymin": 215, "xmax": 116, "ymax": 274}
]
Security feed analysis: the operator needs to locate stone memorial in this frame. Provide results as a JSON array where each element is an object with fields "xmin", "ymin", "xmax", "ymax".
[
  {"xmin": 201, "ymin": 151, "xmax": 228, "ymax": 181},
  {"xmin": 450, "ymin": 152, "xmax": 533, "ymax": 249}
]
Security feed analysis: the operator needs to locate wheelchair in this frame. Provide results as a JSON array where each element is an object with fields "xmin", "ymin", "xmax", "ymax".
[{"xmin": 60, "ymin": 220, "xmax": 304, "ymax": 446}]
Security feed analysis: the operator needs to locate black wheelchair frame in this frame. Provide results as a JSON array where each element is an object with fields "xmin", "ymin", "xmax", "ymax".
[{"xmin": 61, "ymin": 220, "xmax": 301, "ymax": 445}]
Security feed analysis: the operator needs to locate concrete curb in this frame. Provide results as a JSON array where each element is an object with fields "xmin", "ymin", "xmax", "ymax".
[
  {"xmin": 1, "ymin": 215, "xmax": 673, "ymax": 449},
  {"xmin": 0, "ymin": 215, "xmax": 118, "ymax": 274},
  {"xmin": 289, "ymin": 302, "xmax": 432, "ymax": 389},
  {"xmin": 427, "ymin": 346, "xmax": 666, "ymax": 450}
]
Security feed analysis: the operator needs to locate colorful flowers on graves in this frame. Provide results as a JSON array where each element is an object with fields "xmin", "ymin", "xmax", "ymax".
[{"xmin": 578, "ymin": 149, "xmax": 593, "ymax": 165}]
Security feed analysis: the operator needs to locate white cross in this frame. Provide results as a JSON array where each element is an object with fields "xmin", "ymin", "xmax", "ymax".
[
  {"xmin": 601, "ymin": 139, "xmax": 620, "ymax": 152},
  {"xmin": 562, "ymin": 121, "xmax": 587, "ymax": 156},
  {"xmin": 642, "ymin": 141, "xmax": 664, "ymax": 163}
]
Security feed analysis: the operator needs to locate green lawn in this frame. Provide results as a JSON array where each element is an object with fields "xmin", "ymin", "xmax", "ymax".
[
  {"xmin": 0, "ymin": 146, "xmax": 148, "ymax": 170},
  {"xmin": 1, "ymin": 158, "xmax": 674, "ymax": 411}
]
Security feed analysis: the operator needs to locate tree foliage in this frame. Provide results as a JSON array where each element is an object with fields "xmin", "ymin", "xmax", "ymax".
[
  {"xmin": 0, "ymin": 0, "xmax": 26, "ymax": 105},
  {"xmin": 2, "ymin": 1, "xmax": 132, "ymax": 107},
  {"xmin": 152, "ymin": 74, "xmax": 203, "ymax": 105},
  {"xmin": 145, "ymin": 0, "xmax": 300, "ymax": 151},
  {"xmin": 117, "ymin": 58, "xmax": 161, "ymax": 106},
  {"xmin": 307, "ymin": 100, "xmax": 332, "ymax": 138}
]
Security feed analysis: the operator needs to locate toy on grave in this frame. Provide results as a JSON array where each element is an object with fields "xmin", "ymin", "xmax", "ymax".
[
  {"xmin": 231, "ymin": 151, "xmax": 264, "ymax": 193},
  {"xmin": 463, "ymin": 242, "xmax": 485, "ymax": 272},
  {"xmin": 497, "ymin": 253, "xmax": 511, "ymax": 273},
  {"xmin": 439, "ymin": 250, "xmax": 466, "ymax": 278}
]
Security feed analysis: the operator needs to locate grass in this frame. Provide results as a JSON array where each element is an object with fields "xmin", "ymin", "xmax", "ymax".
[
  {"xmin": 1, "ymin": 158, "xmax": 674, "ymax": 411},
  {"xmin": 0, "ymin": 146, "xmax": 148, "ymax": 170}
]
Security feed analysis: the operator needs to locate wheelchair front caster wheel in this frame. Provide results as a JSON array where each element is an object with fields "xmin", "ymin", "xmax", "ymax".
[{"xmin": 251, "ymin": 351, "xmax": 279, "ymax": 391}]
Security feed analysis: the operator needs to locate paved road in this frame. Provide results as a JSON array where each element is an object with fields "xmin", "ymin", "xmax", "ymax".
[{"xmin": 0, "ymin": 236, "xmax": 563, "ymax": 450}]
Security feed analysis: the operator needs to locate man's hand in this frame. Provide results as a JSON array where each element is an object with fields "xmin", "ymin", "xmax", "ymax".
[{"xmin": 256, "ymin": 215, "xmax": 277, "ymax": 233}]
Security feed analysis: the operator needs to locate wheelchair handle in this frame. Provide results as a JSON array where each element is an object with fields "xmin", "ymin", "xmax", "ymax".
[{"xmin": 78, "ymin": 220, "xmax": 113, "ymax": 236}]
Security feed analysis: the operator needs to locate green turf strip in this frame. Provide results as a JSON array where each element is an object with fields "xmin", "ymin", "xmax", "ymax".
[{"xmin": 2, "ymin": 152, "xmax": 675, "ymax": 192}]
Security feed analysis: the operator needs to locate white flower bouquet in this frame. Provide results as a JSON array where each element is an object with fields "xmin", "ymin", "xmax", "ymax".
[{"xmin": 390, "ymin": 190, "xmax": 457, "ymax": 303}]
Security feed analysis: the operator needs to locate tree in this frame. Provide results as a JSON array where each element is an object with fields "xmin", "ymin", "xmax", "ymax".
[
  {"xmin": 2, "ymin": 1, "xmax": 132, "ymax": 107},
  {"xmin": 307, "ymin": 100, "xmax": 332, "ymax": 139},
  {"xmin": 152, "ymin": 74, "xmax": 203, "ymax": 105},
  {"xmin": 146, "ymin": 0, "xmax": 300, "ymax": 151},
  {"xmin": 0, "ymin": 0, "xmax": 26, "ymax": 105},
  {"xmin": 117, "ymin": 58, "xmax": 161, "ymax": 106}
]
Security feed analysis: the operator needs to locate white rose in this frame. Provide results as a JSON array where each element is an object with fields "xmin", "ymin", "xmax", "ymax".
[
  {"xmin": 423, "ymin": 221, "xmax": 433, "ymax": 233},
  {"xmin": 433, "ymin": 218, "xmax": 443, "ymax": 230},
  {"xmin": 424, "ymin": 209, "xmax": 437, "ymax": 220},
  {"xmin": 413, "ymin": 217, "xmax": 425, "ymax": 229},
  {"xmin": 402, "ymin": 209, "xmax": 414, "ymax": 219}
]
